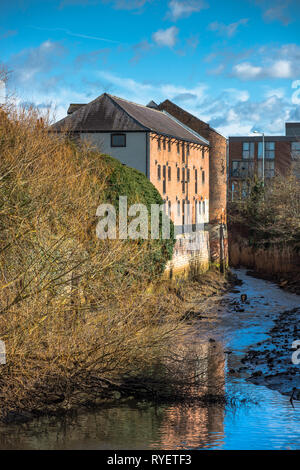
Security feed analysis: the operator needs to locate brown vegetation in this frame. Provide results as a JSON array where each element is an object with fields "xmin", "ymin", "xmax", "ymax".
[
  {"xmin": 228, "ymin": 172, "xmax": 300, "ymax": 291},
  {"xmin": 0, "ymin": 71, "xmax": 227, "ymax": 422}
]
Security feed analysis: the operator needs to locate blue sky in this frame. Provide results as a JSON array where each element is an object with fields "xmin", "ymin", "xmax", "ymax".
[{"xmin": 1, "ymin": 0, "xmax": 300, "ymax": 136}]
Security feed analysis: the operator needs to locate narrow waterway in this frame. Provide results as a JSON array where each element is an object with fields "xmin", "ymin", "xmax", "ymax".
[{"xmin": 0, "ymin": 269, "xmax": 299, "ymax": 450}]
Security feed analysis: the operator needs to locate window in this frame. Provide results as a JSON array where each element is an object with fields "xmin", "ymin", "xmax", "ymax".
[
  {"xmin": 258, "ymin": 141, "xmax": 275, "ymax": 159},
  {"xmin": 168, "ymin": 200, "xmax": 171, "ymax": 216},
  {"xmin": 158, "ymin": 138, "xmax": 161, "ymax": 150},
  {"xmin": 163, "ymin": 139, "xmax": 166, "ymax": 151},
  {"xmin": 168, "ymin": 140, "xmax": 171, "ymax": 152},
  {"xmin": 168, "ymin": 166, "xmax": 171, "ymax": 181},
  {"xmin": 177, "ymin": 142, "xmax": 180, "ymax": 154},
  {"xmin": 258, "ymin": 160, "xmax": 275, "ymax": 178},
  {"xmin": 157, "ymin": 165, "xmax": 161, "ymax": 180},
  {"xmin": 202, "ymin": 170, "xmax": 205, "ymax": 184},
  {"xmin": 177, "ymin": 201, "xmax": 180, "ymax": 217},
  {"xmin": 202, "ymin": 148, "xmax": 205, "ymax": 159},
  {"xmin": 242, "ymin": 142, "xmax": 254, "ymax": 159},
  {"xmin": 187, "ymin": 144, "xmax": 190, "ymax": 156},
  {"xmin": 187, "ymin": 168, "xmax": 190, "ymax": 182},
  {"xmin": 182, "ymin": 200, "xmax": 185, "ymax": 225},
  {"xmin": 182, "ymin": 168, "xmax": 185, "ymax": 193},
  {"xmin": 163, "ymin": 165, "xmax": 166, "ymax": 194},
  {"xmin": 111, "ymin": 133, "xmax": 126, "ymax": 147},
  {"xmin": 177, "ymin": 167, "xmax": 180, "ymax": 181},
  {"xmin": 182, "ymin": 144, "xmax": 185, "ymax": 163},
  {"xmin": 291, "ymin": 142, "xmax": 300, "ymax": 159},
  {"xmin": 195, "ymin": 169, "xmax": 198, "ymax": 193},
  {"xmin": 186, "ymin": 200, "xmax": 190, "ymax": 217}
]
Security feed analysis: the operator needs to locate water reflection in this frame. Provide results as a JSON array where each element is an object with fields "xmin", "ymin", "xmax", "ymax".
[{"xmin": 0, "ymin": 269, "xmax": 300, "ymax": 450}]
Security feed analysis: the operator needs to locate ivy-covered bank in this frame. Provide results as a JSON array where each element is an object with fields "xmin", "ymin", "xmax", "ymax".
[{"xmin": 101, "ymin": 154, "xmax": 175, "ymax": 276}]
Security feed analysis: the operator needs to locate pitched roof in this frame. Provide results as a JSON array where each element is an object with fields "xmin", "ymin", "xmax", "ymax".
[
  {"xmin": 158, "ymin": 99, "xmax": 225, "ymax": 139},
  {"xmin": 67, "ymin": 103, "xmax": 86, "ymax": 114},
  {"xmin": 52, "ymin": 93, "xmax": 209, "ymax": 146}
]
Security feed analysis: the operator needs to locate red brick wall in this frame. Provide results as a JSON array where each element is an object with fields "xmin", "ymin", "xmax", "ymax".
[
  {"xmin": 157, "ymin": 100, "xmax": 227, "ymax": 225},
  {"xmin": 149, "ymin": 132, "xmax": 209, "ymax": 225}
]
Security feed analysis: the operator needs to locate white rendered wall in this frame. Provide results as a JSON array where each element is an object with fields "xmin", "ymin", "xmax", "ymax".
[{"xmin": 80, "ymin": 132, "xmax": 147, "ymax": 175}]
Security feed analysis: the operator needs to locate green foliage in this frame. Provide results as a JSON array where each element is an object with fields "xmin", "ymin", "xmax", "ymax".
[{"xmin": 99, "ymin": 154, "xmax": 175, "ymax": 276}]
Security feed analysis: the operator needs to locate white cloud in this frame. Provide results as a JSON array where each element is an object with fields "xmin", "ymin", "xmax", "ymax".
[
  {"xmin": 167, "ymin": 0, "xmax": 208, "ymax": 20},
  {"xmin": 208, "ymin": 18, "xmax": 248, "ymax": 37},
  {"xmin": 0, "ymin": 81, "xmax": 5, "ymax": 104},
  {"xmin": 152, "ymin": 26, "xmax": 179, "ymax": 48},
  {"xmin": 265, "ymin": 88, "xmax": 285, "ymax": 99},
  {"xmin": 268, "ymin": 60, "xmax": 292, "ymax": 78},
  {"xmin": 232, "ymin": 62, "xmax": 262, "ymax": 79},
  {"xmin": 9, "ymin": 40, "xmax": 67, "ymax": 85},
  {"xmin": 97, "ymin": 71, "xmax": 207, "ymax": 107},
  {"xmin": 233, "ymin": 59, "xmax": 294, "ymax": 80}
]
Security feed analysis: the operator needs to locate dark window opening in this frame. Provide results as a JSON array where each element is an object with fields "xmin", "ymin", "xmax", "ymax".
[
  {"xmin": 182, "ymin": 168, "xmax": 185, "ymax": 193},
  {"xmin": 157, "ymin": 164, "xmax": 161, "ymax": 180},
  {"xmin": 182, "ymin": 144, "xmax": 185, "ymax": 163},
  {"xmin": 168, "ymin": 166, "xmax": 171, "ymax": 181},
  {"xmin": 195, "ymin": 169, "xmax": 198, "ymax": 193},
  {"xmin": 168, "ymin": 140, "xmax": 171, "ymax": 152},
  {"xmin": 202, "ymin": 170, "xmax": 205, "ymax": 184},
  {"xmin": 111, "ymin": 133, "xmax": 126, "ymax": 147},
  {"xmin": 177, "ymin": 167, "xmax": 180, "ymax": 181}
]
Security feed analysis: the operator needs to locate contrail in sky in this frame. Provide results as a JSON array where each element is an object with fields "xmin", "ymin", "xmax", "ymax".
[{"xmin": 29, "ymin": 26, "xmax": 120, "ymax": 44}]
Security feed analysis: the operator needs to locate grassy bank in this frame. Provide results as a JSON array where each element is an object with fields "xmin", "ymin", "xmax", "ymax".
[{"xmin": 0, "ymin": 97, "xmax": 230, "ymax": 423}]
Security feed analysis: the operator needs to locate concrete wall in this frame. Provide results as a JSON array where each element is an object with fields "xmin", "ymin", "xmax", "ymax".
[
  {"xmin": 80, "ymin": 132, "xmax": 147, "ymax": 174},
  {"xmin": 165, "ymin": 229, "xmax": 210, "ymax": 278}
]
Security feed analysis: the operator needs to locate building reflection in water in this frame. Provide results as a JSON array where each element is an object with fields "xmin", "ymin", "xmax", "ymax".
[
  {"xmin": 0, "ymin": 341, "xmax": 226, "ymax": 450},
  {"xmin": 157, "ymin": 340, "xmax": 225, "ymax": 449}
]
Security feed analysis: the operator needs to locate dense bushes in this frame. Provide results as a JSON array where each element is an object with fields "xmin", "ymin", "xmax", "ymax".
[{"xmin": 0, "ymin": 102, "xmax": 181, "ymax": 420}]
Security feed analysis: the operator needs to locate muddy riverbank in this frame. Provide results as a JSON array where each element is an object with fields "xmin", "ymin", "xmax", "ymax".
[
  {"xmin": 0, "ymin": 269, "xmax": 300, "ymax": 449},
  {"xmin": 241, "ymin": 307, "xmax": 300, "ymax": 401}
]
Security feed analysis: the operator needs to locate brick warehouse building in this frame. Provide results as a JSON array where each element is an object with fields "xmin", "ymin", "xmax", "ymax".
[
  {"xmin": 228, "ymin": 122, "xmax": 300, "ymax": 200},
  {"xmin": 157, "ymin": 100, "xmax": 227, "ymax": 266},
  {"xmin": 53, "ymin": 93, "xmax": 227, "ymax": 274}
]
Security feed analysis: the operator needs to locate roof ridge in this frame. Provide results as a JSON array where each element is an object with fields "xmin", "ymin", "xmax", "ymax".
[
  {"xmin": 107, "ymin": 93, "xmax": 165, "ymax": 115},
  {"xmin": 106, "ymin": 94, "xmax": 150, "ymax": 131}
]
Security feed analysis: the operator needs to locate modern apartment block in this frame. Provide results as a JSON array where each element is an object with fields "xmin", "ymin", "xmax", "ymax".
[{"xmin": 228, "ymin": 122, "xmax": 300, "ymax": 199}]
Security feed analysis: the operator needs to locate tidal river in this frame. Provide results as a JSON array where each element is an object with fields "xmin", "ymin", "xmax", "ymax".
[{"xmin": 0, "ymin": 269, "xmax": 299, "ymax": 450}]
